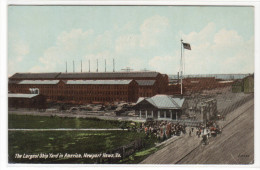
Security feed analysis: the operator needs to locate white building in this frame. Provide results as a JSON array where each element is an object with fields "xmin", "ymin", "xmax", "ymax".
[{"xmin": 134, "ymin": 94, "xmax": 187, "ymax": 120}]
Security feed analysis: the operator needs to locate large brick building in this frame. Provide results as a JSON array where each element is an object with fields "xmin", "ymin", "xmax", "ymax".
[{"xmin": 9, "ymin": 71, "xmax": 169, "ymax": 103}]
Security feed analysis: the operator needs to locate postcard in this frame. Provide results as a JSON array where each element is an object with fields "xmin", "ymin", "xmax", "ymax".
[{"xmin": 7, "ymin": 5, "xmax": 254, "ymax": 165}]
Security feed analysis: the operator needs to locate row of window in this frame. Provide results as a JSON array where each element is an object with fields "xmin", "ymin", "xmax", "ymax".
[
  {"xmin": 11, "ymin": 85, "xmax": 130, "ymax": 90},
  {"xmin": 48, "ymin": 96, "xmax": 129, "ymax": 102},
  {"xmin": 12, "ymin": 89, "xmax": 133, "ymax": 97},
  {"xmin": 139, "ymin": 93, "xmax": 153, "ymax": 97},
  {"xmin": 14, "ymin": 89, "xmax": 131, "ymax": 96}
]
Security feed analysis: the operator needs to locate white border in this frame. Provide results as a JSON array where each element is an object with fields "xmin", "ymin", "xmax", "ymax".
[
  {"xmin": 6, "ymin": 0, "xmax": 260, "ymax": 6},
  {"xmin": 1, "ymin": 0, "xmax": 260, "ymax": 170}
]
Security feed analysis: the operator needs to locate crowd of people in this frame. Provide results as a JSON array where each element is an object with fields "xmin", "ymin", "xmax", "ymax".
[
  {"xmin": 139, "ymin": 121, "xmax": 187, "ymax": 141},
  {"xmin": 138, "ymin": 120, "xmax": 222, "ymax": 143}
]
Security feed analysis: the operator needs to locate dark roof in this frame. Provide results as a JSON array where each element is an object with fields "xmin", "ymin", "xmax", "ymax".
[
  {"xmin": 10, "ymin": 73, "xmax": 61, "ymax": 79},
  {"xmin": 57, "ymin": 72, "xmax": 160, "ymax": 79},
  {"xmin": 8, "ymin": 80, "xmax": 21, "ymax": 84},
  {"xmin": 136, "ymin": 80, "xmax": 156, "ymax": 86}
]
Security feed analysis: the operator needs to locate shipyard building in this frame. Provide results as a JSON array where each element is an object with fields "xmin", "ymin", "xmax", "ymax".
[{"xmin": 8, "ymin": 72, "xmax": 168, "ymax": 103}]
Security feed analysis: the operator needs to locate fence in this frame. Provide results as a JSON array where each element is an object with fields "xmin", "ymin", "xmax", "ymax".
[
  {"xmin": 220, "ymin": 94, "xmax": 254, "ymax": 117},
  {"xmin": 97, "ymin": 138, "xmax": 145, "ymax": 163}
]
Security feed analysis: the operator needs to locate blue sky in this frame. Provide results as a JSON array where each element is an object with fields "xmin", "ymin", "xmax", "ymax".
[{"xmin": 8, "ymin": 6, "xmax": 254, "ymax": 76}]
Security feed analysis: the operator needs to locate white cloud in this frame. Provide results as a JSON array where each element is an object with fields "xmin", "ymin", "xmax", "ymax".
[
  {"xmin": 8, "ymin": 39, "xmax": 30, "ymax": 75},
  {"xmin": 149, "ymin": 54, "xmax": 180, "ymax": 74},
  {"xmin": 115, "ymin": 34, "xmax": 139, "ymax": 53},
  {"xmin": 31, "ymin": 29, "xmax": 103, "ymax": 72},
  {"xmin": 140, "ymin": 15, "xmax": 170, "ymax": 48},
  {"xmin": 181, "ymin": 23, "xmax": 254, "ymax": 74},
  {"xmin": 115, "ymin": 15, "xmax": 170, "ymax": 53},
  {"xmin": 212, "ymin": 29, "xmax": 244, "ymax": 50},
  {"xmin": 56, "ymin": 29, "xmax": 93, "ymax": 51},
  {"xmin": 128, "ymin": 58, "xmax": 148, "ymax": 71},
  {"xmin": 182, "ymin": 22, "xmax": 216, "ymax": 45},
  {"xmin": 28, "ymin": 19, "xmax": 253, "ymax": 75},
  {"xmin": 13, "ymin": 42, "xmax": 30, "ymax": 57},
  {"xmin": 28, "ymin": 15, "xmax": 172, "ymax": 73},
  {"xmin": 149, "ymin": 22, "xmax": 254, "ymax": 74}
]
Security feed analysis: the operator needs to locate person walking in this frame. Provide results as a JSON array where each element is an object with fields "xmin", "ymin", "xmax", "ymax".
[{"xmin": 189, "ymin": 130, "xmax": 192, "ymax": 137}]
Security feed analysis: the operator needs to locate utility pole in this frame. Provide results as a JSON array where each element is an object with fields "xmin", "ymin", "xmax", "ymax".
[
  {"xmin": 66, "ymin": 61, "xmax": 67, "ymax": 73},
  {"xmin": 96, "ymin": 59, "xmax": 98, "ymax": 72},
  {"xmin": 89, "ymin": 60, "xmax": 90, "ymax": 72},
  {"xmin": 81, "ymin": 60, "xmax": 82, "ymax": 72},
  {"xmin": 113, "ymin": 58, "xmax": 115, "ymax": 72},
  {"xmin": 73, "ymin": 60, "xmax": 75, "ymax": 73},
  {"xmin": 105, "ymin": 59, "xmax": 106, "ymax": 72}
]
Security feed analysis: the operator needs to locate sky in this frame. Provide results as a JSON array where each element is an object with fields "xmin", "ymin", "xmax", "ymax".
[{"xmin": 8, "ymin": 6, "xmax": 254, "ymax": 76}]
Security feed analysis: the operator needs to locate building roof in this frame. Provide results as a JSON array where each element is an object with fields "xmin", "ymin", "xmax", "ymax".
[
  {"xmin": 136, "ymin": 80, "xmax": 156, "ymax": 86},
  {"xmin": 136, "ymin": 97, "xmax": 145, "ymax": 103},
  {"xmin": 136, "ymin": 95, "xmax": 185, "ymax": 109},
  {"xmin": 58, "ymin": 72, "xmax": 159, "ymax": 79},
  {"xmin": 10, "ymin": 72, "xmax": 61, "ymax": 79},
  {"xmin": 8, "ymin": 80, "xmax": 21, "ymax": 84},
  {"xmin": 18, "ymin": 80, "xmax": 60, "ymax": 85},
  {"xmin": 66, "ymin": 79, "xmax": 133, "ymax": 85},
  {"xmin": 8, "ymin": 93, "xmax": 39, "ymax": 98}
]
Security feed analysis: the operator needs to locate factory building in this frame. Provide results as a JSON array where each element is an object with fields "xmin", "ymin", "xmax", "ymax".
[
  {"xmin": 9, "ymin": 79, "xmax": 139, "ymax": 103},
  {"xmin": 9, "ymin": 71, "xmax": 168, "ymax": 103},
  {"xmin": 135, "ymin": 80, "xmax": 157, "ymax": 97}
]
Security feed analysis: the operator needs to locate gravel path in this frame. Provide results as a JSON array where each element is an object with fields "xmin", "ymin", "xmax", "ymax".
[
  {"xmin": 140, "ymin": 98, "xmax": 254, "ymax": 164},
  {"xmin": 178, "ymin": 99, "xmax": 254, "ymax": 164}
]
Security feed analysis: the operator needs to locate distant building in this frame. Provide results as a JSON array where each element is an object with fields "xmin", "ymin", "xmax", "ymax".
[
  {"xmin": 243, "ymin": 75, "xmax": 254, "ymax": 93},
  {"xmin": 136, "ymin": 80, "xmax": 157, "ymax": 97},
  {"xmin": 8, "ymin": 93, "xmax": 46, "ymax": 109},
  {"xmin": 9, "ymin": 72, "xmax": 169, "ymax": 103},
  {"xmin": 232, "ymin": 74, "xmax": 254, "ymax": 93},
  {"xmin": 133, "ymin": 95, "xmax": 187, "ymax": 120},
  {"xmin": 9, "ymin": 79, "xmax": 139, "ymax": 103}
]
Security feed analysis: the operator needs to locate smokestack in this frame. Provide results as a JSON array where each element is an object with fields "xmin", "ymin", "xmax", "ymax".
[
  {"xmin": 113, "ymin": 58, "xmax": 115, "ymax": 72},
  {"xmin": 89, "ymin": 60, "xmax": 90, "ymax": 72},
  {"xmin": 66, "ymin": 61, "xmax": 67, "ymax": 73},
  {"xmin": 105, "ymin": 59, "xmax": 106, "ymax": 72},
  {"xmin": 96, "ymin": 59, "xmax": 98, "ymax": 72},
  {"xmin": 73, "ymin": 60, "xmax": 75, "ymax": 73},
  {"xmin": 81, "ymin": 60, "xmax": 82, "ymax": 73}
]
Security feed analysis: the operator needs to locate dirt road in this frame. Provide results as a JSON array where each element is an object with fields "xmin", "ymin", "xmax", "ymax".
[
  {"xmin": 178, "ymin": 100, "xmax": 254, "ymax": 164},
  {"xmin": 141, "ymin": 99, "xmax": 254, "ymax": 164}
]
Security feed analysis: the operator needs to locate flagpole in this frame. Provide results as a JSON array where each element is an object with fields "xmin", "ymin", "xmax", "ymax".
[{"xmin": 181, "ymin": 39, "xmax": 183, "ymax": 95}]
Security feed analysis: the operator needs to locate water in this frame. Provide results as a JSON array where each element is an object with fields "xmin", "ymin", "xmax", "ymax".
[{"xmin": 169, "ymin": 74, "xmax": 252, "ymax": 80}]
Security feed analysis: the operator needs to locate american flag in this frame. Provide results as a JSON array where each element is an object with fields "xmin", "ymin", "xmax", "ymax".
[{"xmin": 183, "ymin": 43, "xmax": 191, "ymax": 50}]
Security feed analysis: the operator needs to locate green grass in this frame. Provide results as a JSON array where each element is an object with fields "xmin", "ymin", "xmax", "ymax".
[
  {"xmin": 119, "ymin": 136, "xmax": 162, "ymax": 164},
  {"xmin": 9, "ymin": 131, "xmax": 147, "ymax": 163},
  {"xmin": 8, "ymin": 114, "xmax": 159, "ymax": 164},
  {"xmin": 8, "ymin": 114, "xmax": 132, "ymax": 129}
]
